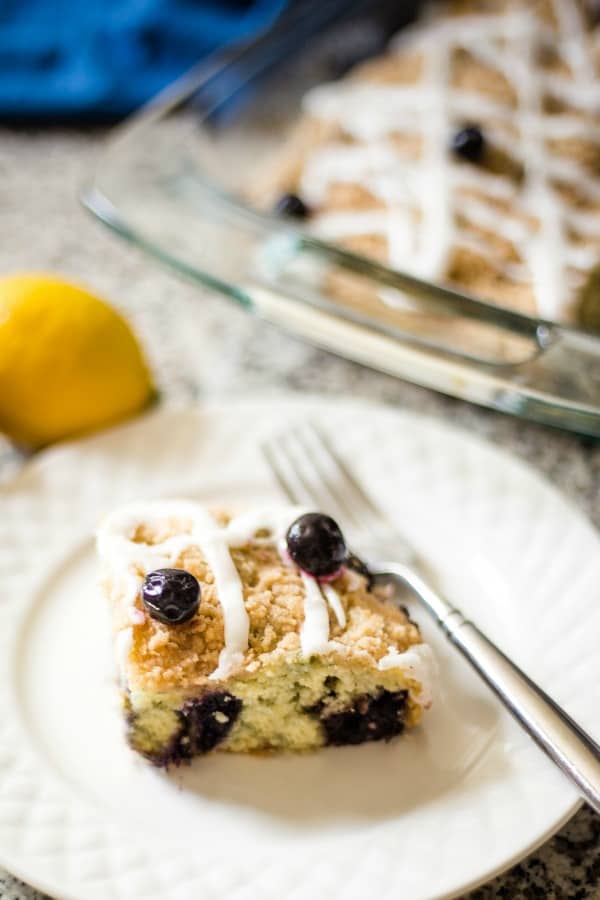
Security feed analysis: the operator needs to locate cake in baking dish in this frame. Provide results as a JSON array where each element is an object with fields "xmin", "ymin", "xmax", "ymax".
[
  {"xmin": 97, "ymin": 501, "xmax": 434, "ymax": 766},
  {"xmin": 259, "ymin": 0, "xmax": 600, "ymax": 329}
]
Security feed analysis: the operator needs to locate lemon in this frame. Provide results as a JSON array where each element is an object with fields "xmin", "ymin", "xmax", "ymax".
[{"xmin": 0, "ymin": 274, "xmax": 155, "ymax": 447}]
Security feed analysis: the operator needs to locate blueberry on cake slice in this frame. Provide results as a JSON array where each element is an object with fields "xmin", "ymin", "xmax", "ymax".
[
  {"xmin": 97, "ymin": 501, "xmax": 434, "ymax": 765},
  {"xmin": 259, "ymin": 0, "xmax": 600, "ymax": 329}
]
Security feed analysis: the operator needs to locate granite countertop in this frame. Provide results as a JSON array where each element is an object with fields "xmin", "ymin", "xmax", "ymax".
[{"xmin": 0, "ymin": 129, "xmax": 598, "ymax": 899}]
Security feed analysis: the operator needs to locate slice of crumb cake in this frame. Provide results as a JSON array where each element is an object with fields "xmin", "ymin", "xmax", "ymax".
[{"xmin": 97, "ymin": 501, "xmax": 434, "ymax": 766}]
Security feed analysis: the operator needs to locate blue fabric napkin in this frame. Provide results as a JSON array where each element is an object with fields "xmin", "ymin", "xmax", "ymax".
[{"xmin": 0, "ymin": 0, "xmax": 289, "ymax": 120}]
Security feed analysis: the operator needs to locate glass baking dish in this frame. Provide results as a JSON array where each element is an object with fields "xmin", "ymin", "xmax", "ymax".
[{"xmin": 82, "ymin": 0, "xmax": 600, "ymax": 437}]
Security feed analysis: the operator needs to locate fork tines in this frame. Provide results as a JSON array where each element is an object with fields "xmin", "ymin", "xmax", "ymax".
[{"xmin": 262, "ymin": 423, "xmax": 406, "ymax": 555}]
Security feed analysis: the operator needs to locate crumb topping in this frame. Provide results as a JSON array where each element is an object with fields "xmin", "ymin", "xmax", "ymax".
[{"xmin": 105, "ymin": 518, "xmax": 421, "ymax": 692}]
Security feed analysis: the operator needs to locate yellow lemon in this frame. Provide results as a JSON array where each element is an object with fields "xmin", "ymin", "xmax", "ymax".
[{"xmin": 0, "ymin": 274, "xmax": 155, "ymax": 447}]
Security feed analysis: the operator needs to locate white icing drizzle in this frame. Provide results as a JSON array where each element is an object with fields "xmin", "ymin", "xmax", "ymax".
[
  {"xmin": 200, "ymin": 533, "xmax": 249, "ymax": 681},
  {"xmin": 97, "ymin": 501, "xmax": 346, "ymax": 679},
  {"xmin": 378, "ymin": 644, "xmax": 437, "ymax": 708},
  {"xmin": 299, "ymin": 572, "xmax": 333, "ymax": 655},
  {"xmin": 300, "ymin": 1, "xmax": 600, "ymax": 320},
  {"xmin": 322, "ymin": 582, "xmax": 346, "ymax": 628}
]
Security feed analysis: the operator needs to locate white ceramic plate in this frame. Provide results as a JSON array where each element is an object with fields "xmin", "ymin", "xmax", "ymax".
[{"xmin": 1, "ymin": 397, "xmax": 599, "ymax": 900}]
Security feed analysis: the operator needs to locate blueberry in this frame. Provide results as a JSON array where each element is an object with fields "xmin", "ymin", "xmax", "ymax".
[
  {"xmin": 286, "ymin": 513, "xmax": 347, "ymax": 578},
  {"xmin": 143, "ymin": 692, "xmax": 242, "ymax": 766},
  {"xmin": 142, "ymin": 568, "xmax": 200, "ymax": 625},
  {"xmin": 317, "ymin": 689, "xmax": 408, "ymax": 746},
  {"xmin": 274, "ymin": 192, "xmax": 310, "ymax": 219},
  {"xmin": 451, "ymin": 125, "xmax": 485, "ymax": 163}
]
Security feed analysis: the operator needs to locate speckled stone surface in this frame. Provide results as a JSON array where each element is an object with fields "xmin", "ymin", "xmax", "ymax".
[{"xmin": 0, "ymin": 129, "xmax": 598, "ymax": 899}]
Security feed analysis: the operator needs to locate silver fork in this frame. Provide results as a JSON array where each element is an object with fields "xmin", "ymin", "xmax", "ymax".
[{"xmin": 262, "ymin": 423, "xmax": 600, "ymax": 816}]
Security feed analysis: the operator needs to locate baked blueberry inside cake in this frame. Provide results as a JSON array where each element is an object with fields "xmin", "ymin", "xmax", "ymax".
[{"xmin": 97, "ymin": 502, "xmax": 435, "ymax": 766}]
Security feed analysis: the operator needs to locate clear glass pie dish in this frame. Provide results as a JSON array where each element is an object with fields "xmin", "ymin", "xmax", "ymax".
[{"xmin": 82, "ymin": 0, "xmax": 600, "ymax": 437}]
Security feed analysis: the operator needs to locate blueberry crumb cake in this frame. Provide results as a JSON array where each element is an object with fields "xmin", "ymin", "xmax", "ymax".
[
  {"xmin": 260, "ymin": 0, "xmax": 600, "ymax": 330},
  {"xmin": 97, "ymin": 502, "xmax": 434, "ymax": 766}
]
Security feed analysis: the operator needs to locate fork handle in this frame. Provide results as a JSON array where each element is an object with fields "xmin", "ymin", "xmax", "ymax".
[
  {"xmin": 445, "ymin": 613, "xmax": 600, "ymax": 816},
  {"xmin": 381, "ymin": 563, "xmax": 600, "ymax": 816}
]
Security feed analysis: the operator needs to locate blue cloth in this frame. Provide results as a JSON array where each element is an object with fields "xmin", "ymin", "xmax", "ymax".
[{"xmin": 0, "ymin": 0, "xmax": 288, "ymax": 120}]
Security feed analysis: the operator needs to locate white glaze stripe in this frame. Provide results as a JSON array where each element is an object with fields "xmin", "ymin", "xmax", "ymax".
[
  {"xmin": 300, "ymin": 1, "xmax": 600, "ymax": 319},
  {"xmin": 300, "ymin": 572, "xmax": 333, "ymax": 655},
  {"xmin": 201, "ymin": 535, "xmax": 249, "ymax": 681},
  {"xmin": 378, "ymin": 644, "xmax": 437, "ymax": 708},
  {"xmin": 322, "ymin": 582, "xmax": 346, "ymax": 628}
]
